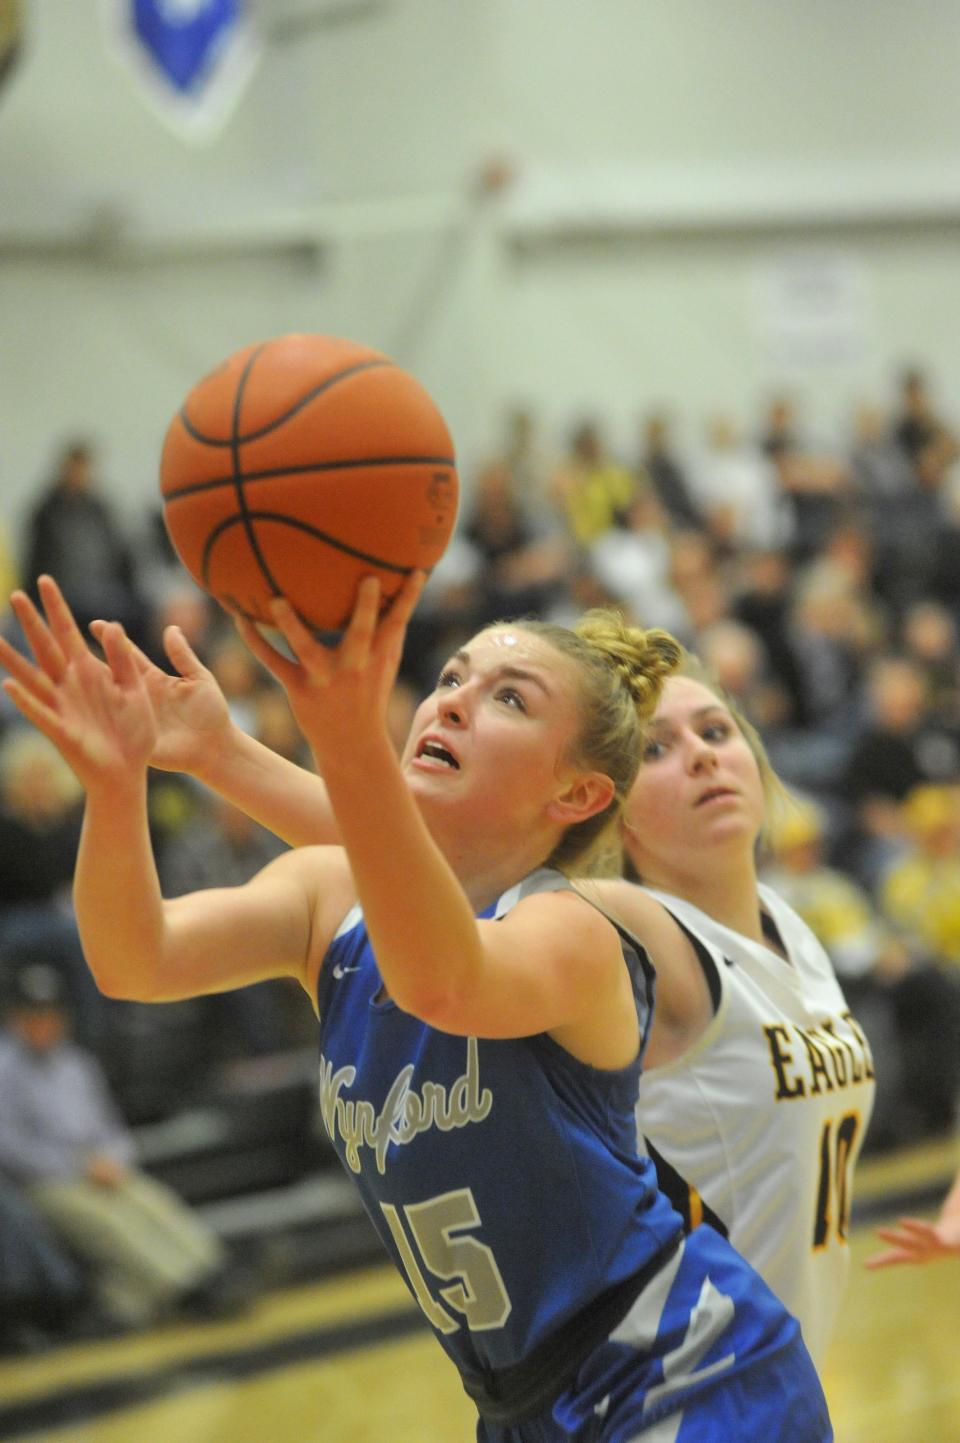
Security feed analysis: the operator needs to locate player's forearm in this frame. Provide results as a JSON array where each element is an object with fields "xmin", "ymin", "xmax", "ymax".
[
  {"xmin": 322, "ymin": 739, "xmax": 483, "ymax": 1017},
  {"xmin": 73, "ymin": 777, "xmax": 171, "ymax": 1000},
  {"xmin": 192, "ymin": 725, "xmax": 340, "ymax": 849}
]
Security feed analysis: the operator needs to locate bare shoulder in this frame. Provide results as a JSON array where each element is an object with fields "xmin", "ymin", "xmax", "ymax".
[
  {"xmin": 576, "ymin": 877, "xmax": 680, "ymax": 956},
  {"xmin": 496, "ymin": 888, "xmax": 638, "ymax": 1068},
  {"xmin": 505, "ymin": 887, "xmax": 624, "ymax": 971},
  {"xmin": 577, "ymin": 878, "xmax": 714, "ymax": 1043}
]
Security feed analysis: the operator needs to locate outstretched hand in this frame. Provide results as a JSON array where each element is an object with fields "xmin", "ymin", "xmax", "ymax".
[
  {"xmin": 90, "ymin": 617, "xmax": 231, "ymax": 776},
  {"xmin": 865, "ymin": 1213, "xmax": 960, "ymax": 1270},
  {"xmin": 1, "ymin": 575, "xmax": 233, "ymax": 779},
  {"xmin": 0, "ymin": 577, "xmax": 155, "ymax": 789},
  {"xmin": 235, "ymin": 572, "xmax": 425, "ymax": 771}
]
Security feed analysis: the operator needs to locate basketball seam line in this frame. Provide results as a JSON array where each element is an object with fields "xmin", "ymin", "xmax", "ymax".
[
  {"xmin": 199, "ymin": 511, "xmax": 417, "ymax": 583},
  {"xmin": 179, "ymin": 356, "xmax": 395, "ymax": 446},
  {"xmin": 163, "ymin": 455, "xmax": 456, "ymax": 503},
  {"xmin": 226, "ymin": 344, "xmax": 281, "ymax": 597}
]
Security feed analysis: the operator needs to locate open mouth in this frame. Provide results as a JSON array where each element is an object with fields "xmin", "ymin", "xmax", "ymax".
[
  {"xmin": 696, "ymin": 787, "xmax": 735, "ymax": 806},
  {"xmin": 416, "ymin": 739, "xmax": 460, "ymax": 770}
]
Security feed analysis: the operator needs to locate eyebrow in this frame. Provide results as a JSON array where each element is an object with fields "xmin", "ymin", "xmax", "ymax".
[
  {"xmin": 452, "ymin": 649, "xmax": 555, "ymax": 697},
  {"xmin": 647, "ymin": 703, "xmax": 730, "ymax": 731}
]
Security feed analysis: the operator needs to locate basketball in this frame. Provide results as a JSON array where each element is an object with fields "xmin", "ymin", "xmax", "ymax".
[{"xmin": 159, "ymin": 333, "xmax": 459, "ymax": 634}]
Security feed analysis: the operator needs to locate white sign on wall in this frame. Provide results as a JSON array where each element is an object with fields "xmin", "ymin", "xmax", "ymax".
[{"xmin": 754, "ymin": 250, "xmax": 870, "ymax": 367}]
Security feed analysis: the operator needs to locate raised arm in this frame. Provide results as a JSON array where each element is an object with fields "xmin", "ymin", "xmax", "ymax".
[
  {"xmin": 239, "ymin": 577, "xmax": 638, "ymax": 1067},
  {"xmin": 0, "ymin": 599, "xmax": 343, "ymax": 1004}
]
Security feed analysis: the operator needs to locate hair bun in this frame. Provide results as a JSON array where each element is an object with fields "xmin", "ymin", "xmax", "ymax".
[{"xmin": 575, "ymin": 611, "xmax": 684, "ymax": 722}]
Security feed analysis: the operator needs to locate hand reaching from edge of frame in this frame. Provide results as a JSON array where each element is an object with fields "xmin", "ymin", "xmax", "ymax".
[
  {"xmin": 866, "ymin": 1213, "xmax": 960, "ymax": 1269},
  {"xmin": 235, "ymin": 572, "xmax": 425, "ymax": 775},
  {"xmin": 0, "ymin": 577, "xmax": 156, "ymax": 790}
]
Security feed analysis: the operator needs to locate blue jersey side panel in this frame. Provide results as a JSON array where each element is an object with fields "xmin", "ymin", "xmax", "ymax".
[{"xmin": 315, "ymin": 869, "xmax": 684, "ymax": 1379}]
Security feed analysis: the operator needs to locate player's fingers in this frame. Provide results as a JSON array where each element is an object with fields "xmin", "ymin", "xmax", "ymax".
[
  {"xmin": 10, "ymin": 589, "xmax": 68, "ymax": 679},
  {"xmin": 100, "ymin": 623, "xmax": 141, "ymax": 691},
  {"xmin": 235, "ymin": 614, "xmax": 303, "ymax": 689},
  {"xmin": 892, "ymin": 1218, "xmax": 938, "ymax": 1239},
  {"xmin": 267, "ymin": 597, "xmax": 336, "ymax": 678},
  {"xmin": 2, "ymin": 678, "xmax": 70, "ymax": 745},
  {"xmin": 0, "ymin": 632, "xmax": 59, "ymax": 705},
  {"xmin": 872, "ymin": 1226, "xmax": 913, "ymax": 1247},
  {"xmin": 162, "ymin": 624, "xmax": 211, "ymax": 680},
  {"xmin": 864, "ymin": 1249, "xmax": 912, "ymax": 1270},
  {"xmin": 382, "ymin": 570, "xmax": 426, "ymax": 634},
  {"xmin": 92, "ymin": 620, "xmax": 155, "ymax": 677},
  {"xmin": 339, "ymin": 577, "xmax": 381, "ymax": 670},
  {"xmin": 38, "ymin": 574, "xmax": 91, "ymax": 661}
]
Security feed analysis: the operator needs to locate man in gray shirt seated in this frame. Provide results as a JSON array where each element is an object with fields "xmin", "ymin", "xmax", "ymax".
[{"xmin": 0, "ymin": 963, "xmax": 242, "ymax": 1329}]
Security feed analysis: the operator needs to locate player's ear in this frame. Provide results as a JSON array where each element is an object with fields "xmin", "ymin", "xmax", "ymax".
[{"xmin": 546, "ymin": 771, "xmax": 615, "ymax": 827}]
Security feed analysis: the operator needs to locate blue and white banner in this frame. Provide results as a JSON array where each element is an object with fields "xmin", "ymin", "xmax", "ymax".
[{"xmin": 104, "ymin": 0, "xmax": 262, "ymax": 142}]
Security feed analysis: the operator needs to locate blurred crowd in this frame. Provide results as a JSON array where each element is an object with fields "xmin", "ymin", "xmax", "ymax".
[{"xmin": 1, "ymin": 364, "xmax": 959, "ymax": 1350}]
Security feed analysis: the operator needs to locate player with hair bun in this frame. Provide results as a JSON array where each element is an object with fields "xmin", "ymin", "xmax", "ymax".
[{"xmin": 0, "ymin": 576, "xmax": 831, "ymax": 1440}]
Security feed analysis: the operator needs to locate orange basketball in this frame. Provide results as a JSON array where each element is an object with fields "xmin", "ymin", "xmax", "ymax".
[{"xmin": 159, "ymin": 333, "xmax": 459, "ymax": 635}]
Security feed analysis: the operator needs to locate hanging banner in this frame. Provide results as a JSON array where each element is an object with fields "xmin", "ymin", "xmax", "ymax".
[
  {"xmin": 0, "ymin": 0, "xmax": 24, "ymax": 97},
  {"xmin": 103, "ymin": 0, "xmax": 262, "ymax": 142}
]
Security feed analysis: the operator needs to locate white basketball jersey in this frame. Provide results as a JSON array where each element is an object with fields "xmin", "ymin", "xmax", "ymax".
[{"xmin": 635, "ymin": 883, "xmax": 876, "ymax": 1368}]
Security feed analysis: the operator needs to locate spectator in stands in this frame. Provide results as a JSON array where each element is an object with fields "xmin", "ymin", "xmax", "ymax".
[
  {"xmin": 782, "ymin": 565, "xmax": 870, "ymax": 745},
  {"xmin": 691, "ymin": 414, "xmax": 791, "ymax": 555},
  {"xmin": 841, "ymin": 656, "xmax": 960, "ymax": 888},
  {"xmin": 253, "ymin": 686, "xmax": 314, "ymax": 768},
  {"xmin": 490, "ymin": 404, "xmax": 558, "ymax": 540},
  {"xmin": 0, "ymin": 513, "xmax": 17, "ymax": 618},
  {"xmin": 0, "ymin": 1173, "xmax": 86, "ymax": 1352},
  {"xmin": 206, "ymin": 631, "xmax": 269, "ymax": 737},
  {"xmin": 900, "ymin": 601, "xmax": 960, "ymax": 721},
  {"xmin": 697, "ymin": 618, "xmax": 791, "ymax": 735},
  {"xmin": 142, "ymin": 580, "xmax": 219, "ymax": 672},
  {"xmin": 929, "ymin": 479, "xmax": 960, "ymax": 614},
  {"xmin": 0, "ymin": 963, "xmax": 244, "ymax": 1329},
  {"xmin": 587, "ymin": 480, "xmax": 693, "ymax": 639},
  {"xmin": 731, "ymin": 549, "xmax": 806, "ymax": 726},
  {"xmin": 758, "ymin": 393, "xmax": 801, "ymax": 461},
  {"xmin": 848, "ymin": 401, "xmax": 919, "ymax": 619},
  {"xmin": 756, "ymin": 396, "xmax": 854, "ymax": 562},
  {"xmin": 849, "ymin": 401, "xmax": 912, "ymax": 510},
  {"xmin": 21, "ymin": 439, "xmax": 148, "ymax": 651},
  {"xmin": 547, "ymin": 418, "xmax": 635, "ymax": 546},
  {"xmin": 635, "ymin": 411, "xmax": 702, "ymax": 533},
  {"xmin": 0, "ymin": 728, "xmax": 105, "ymax": 1048},
  {"xmin": 667, "ymin": 529, "xmax": 729, "ymax": 635},
  {"xmin": 880, "ymin": 784, "xmax": 960, "ymax": 972},
  {"xmin": 891, "ymin": 367, "xmax": 958, "ymax": 471},
  {"xmin": 461, "ymin": 459, "xmax": 571, "ymax": 626}
]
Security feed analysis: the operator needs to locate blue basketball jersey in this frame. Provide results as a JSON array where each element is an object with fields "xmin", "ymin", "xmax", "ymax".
[
  {"xmin": 316, "ymin": 866, "xmax": 833, "ymax": 1440},
  {"xmin": 316, "ymin": 866, "xmax": 684, "ymax": 1380}
]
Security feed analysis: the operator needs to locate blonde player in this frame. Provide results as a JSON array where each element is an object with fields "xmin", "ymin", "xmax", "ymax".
[
  {"xmin": 0, "ymin": 576, "xmax": 833, "ymax": 1441},
  {"xmin": 578, "ymin": 658, "xmax": 876, "ymax": 1367},
  {"xmin": 8, "ymin": 582, "xmax": 869, "ymax": 1366}
]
